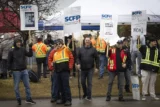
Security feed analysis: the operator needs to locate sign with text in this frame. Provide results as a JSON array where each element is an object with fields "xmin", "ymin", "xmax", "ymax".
[
  {"xmin": 64, "ymin": 6, "xmax": 81, "ymax": 34},
  {"xmin": 20, "ymin": 5, "xmax": 38, "ymax": 30},
  {"xmin": 131, "ymin": 10, "xmax": 147, "ymax": 36},
  {"xmin": 131, "ymin": 76, "xmax": 140, "ymax": 100},
  {"xmin": 100, "ymin": 14, "xmax": 114, "ymax": 37}
]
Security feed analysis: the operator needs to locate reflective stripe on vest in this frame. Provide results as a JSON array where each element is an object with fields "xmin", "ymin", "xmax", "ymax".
[
  {"xmin": 54, "ymin": 48, "xmax": 69, "ymax": 63},
  {"xmin": 141, "ymin": 47, "xmax": 159, "ymax": 67},
  {"xmin": 35, "ymin": 43, "xmax": 46, "ymax": 58},
  {"xmin": 99, "ymin": 39, "xmax": 105, "ymax": 53}
]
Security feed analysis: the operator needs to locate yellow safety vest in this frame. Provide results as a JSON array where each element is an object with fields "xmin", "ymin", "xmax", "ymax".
[
  {"xmin": 35, "ymin": 43, "xmax": 46, "ymax": 58},
  {"xmin": 54, "ymin": 47, "xmax": 69, "ymax": 63},
  {"xmin": 141, "ymin": 47, "xmax": 159, "ymax": 67}
]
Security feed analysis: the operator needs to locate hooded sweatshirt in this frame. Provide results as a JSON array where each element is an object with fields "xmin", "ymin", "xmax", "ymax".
[{"xmin": 7, "ymin": 39, "xmax": 33, "ymax": 71}]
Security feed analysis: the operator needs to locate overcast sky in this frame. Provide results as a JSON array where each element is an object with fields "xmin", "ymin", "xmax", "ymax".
[{"xmin": 69, "ymin": 0, "xmax": 160, "ymax": 15}]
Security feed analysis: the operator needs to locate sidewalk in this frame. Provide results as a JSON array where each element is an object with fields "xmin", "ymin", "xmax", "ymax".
[{"xmin": 0, "ymin": 97, "xmax": 160, "ymax": 107}]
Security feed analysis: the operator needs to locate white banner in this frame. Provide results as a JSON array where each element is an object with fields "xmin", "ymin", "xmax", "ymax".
[
  {"xmin": 20, "ymin": 5, "xmax": 38, "ymax": 31},
  {"xmin": 131, "ymin": 10, "xmax": 147, "ymax": 37},
  {"xmin": 64, "ymin": 6, "xmax": 81, "ymax": 34},
  {"xmin": 131, "ymin": 76, "xmax": 140, "ymax": 100},
  {"xmin": 100, "ymin": 14, "xmax": 113, "ymax": 37},
  {"xmin": 100, "ymin": 14, "xmax": 118, "ymax": 46}
]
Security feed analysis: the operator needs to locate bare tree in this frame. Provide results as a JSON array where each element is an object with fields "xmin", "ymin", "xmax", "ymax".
[{"xmin": 0, "ymin": 0, "xmax": 58, "ymax": 46}]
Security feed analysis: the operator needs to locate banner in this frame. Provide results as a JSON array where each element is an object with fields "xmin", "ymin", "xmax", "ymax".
[
  {"xmin": 20, "ymin": 5, "xmax": 38, "ymax": 31},
  {"xmin": 131, "ymin": 76, "xmax": 140, "ymax": 100},
  {"xmin": 100, "ymin": 14, "xmax": 113, "ymax": 37},
  {"xmin": 100, "ymin": 14, "xmax": 119, "ymax": 46},
  {"xmin": 64, "ymin": 6, "xmax": 81, "ymax": 34},
  {"xmin": 131, "ymin": 10, "xmax": 147, "ymax": 37}
]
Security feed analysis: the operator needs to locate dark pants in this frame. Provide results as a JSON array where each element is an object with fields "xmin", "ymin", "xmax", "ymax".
[
  {"xmin": 107, "ymin": 71, "xmax": 124, "ymax": 97},
  {"xmin": 72, "ymin": 64, "xmax": 76, "ymax": 77},
  {"xmin": 81, "ymin": 68, "xmax": 94, "ymax": 99},
  {"xmin": 51, "ymin": 72, "xmax": 59, "ymax": 100},
  {"xmin": 56, "ymin": 71, "xmax": 71, "ymax": 102},
  {"xmin": 124, "ymin": 69, "xmax": 131, "ymax": 87},
  {"xmin": 1, "ymin": 59, "xmax": 8, "ymax": 79},
  {"xmin": 36, "ymin": 57, "xmax": 47, "ymax": 79}
]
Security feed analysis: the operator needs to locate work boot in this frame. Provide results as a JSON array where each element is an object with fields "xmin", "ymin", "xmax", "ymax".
[
  {"xmin": 125, "ymin": 85, "xmax": 131, "ymax": 93},
  {"xmin": 17, "ymin": 98, "xmax": 21, "ymax": 105},
  {"xmin": 82, "ymin": 95, "xmax": 87, "ymax": 99},
  {"xmin": 25, "ymin": 98, "xmax": 36, "ymax": 104},
  {"xmin": 56, "ymin": 99, "xmax": 65, "ymax": 104},
  {"xmin": 151, "ymin": 96, "xmax": 159, "ymax": 100},
  {"xmin": 50, "ymin": 98, "xmax": 56, "ymax": 103},
  {"xmin": 64, "ymin": 101, "xmax": 72, "ymax": 106},
  {"xmin": 98, "ymin": 76, "xmax": 103, "ymax": 79},
  {"xmin": 142, "ymin": 95, "xmax": 146, "ymax": 101},
  {"xmin": 106, "ymin": 96, "xmax": 111, "ymax": 101},
  {"xmin": 119, "ymin": 97, "xmax": 125, "ymax": 101}
]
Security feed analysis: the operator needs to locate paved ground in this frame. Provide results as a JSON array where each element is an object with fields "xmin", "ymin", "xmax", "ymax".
[{"xmin": 0, "ymin": 97, "xmax": 160, "ymax": 107}]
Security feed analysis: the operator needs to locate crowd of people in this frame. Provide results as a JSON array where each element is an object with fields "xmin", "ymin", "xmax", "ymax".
[{"xmin": 0, "ymin": 32, "xmax": 160, "ymax": 106}]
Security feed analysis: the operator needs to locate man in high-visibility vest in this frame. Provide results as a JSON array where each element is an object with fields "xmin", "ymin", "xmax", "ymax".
[
  {"xmin": 32, "ymin": 35, "xmax": 48, "ymax": 79},
  {"xmin": 96, "ymin": 36, "xmax": 107, "ymax": 79},
  {"xmin": 106, "ymin": 40, "xmax": 127, "ymax": 101},
  {"xmin": 53, "ymin": 39, "xmax": 74, "ymax": 106},
  {"xmin": 139, "ymin": 37, "xmax": 160, "ymax": 101}
]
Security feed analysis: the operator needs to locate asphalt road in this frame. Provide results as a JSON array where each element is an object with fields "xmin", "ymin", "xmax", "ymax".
[{"xmin": 0, "ymin": 97, "xmax": 160, "ymax": 107}]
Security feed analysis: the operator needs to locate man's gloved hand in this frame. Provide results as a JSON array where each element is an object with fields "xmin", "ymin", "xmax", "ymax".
[
  {"xmin": 77, "ymin": 64, "xmax": 81, "ymax": 70},
  {"xmin": 29, "ymin": 43, "xmax": 33, "ymax": 48},
  {"xmin": 94, "ymin": 68, "xmax": 99, "ymax": 73},
  {"xmin": 122, "ymin": 63, "xmax": 126, "ymax": 68}
]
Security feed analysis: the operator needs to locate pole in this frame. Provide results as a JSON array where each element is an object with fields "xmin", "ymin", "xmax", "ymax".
[
  {"xmin": 28, "ymin": 30, "xmax": 32, "ymax": 69},
  {"xmin": 77, "ymin": 69, "xmax": 81, "ymax": 99},
  {"xmin": 72, "ymin": 33, "xmax": 74, "ymax": 51},
  {"xmin": 106, "ymin": 43, "xmax": 109, "ymax": 57},
  {"xmin": 137, "ymin": 35, "xmax": 140, "ymax": 51},
  {"xmin": 29, "ymin": 30, "xmax": 31, "ymax": 44}
]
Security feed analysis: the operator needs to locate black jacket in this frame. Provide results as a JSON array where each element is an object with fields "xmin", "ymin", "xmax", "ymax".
[
  {"xmin": 123, "ymin": 45, "xmax": 131, "ymax": 70},
  {"xmin": 8, "ymin": 46, "xmax": 33, "ymax": 71},
  {"xmin": 140, "ymin": 45, "xmax": 160, "ymax": 73},
  {"xmin": 77, "ymin": 46, "xmax": 99, "ymax": 70}
]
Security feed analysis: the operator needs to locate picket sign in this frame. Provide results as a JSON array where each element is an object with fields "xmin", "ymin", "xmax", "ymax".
[{"xmin": 131, "ymin": 76, "xmax": 140, "ymax": 100}]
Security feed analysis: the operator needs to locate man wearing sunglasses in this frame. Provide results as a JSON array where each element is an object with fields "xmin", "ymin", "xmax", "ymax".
[{"xmin": 52, "ymin": 39, "xmax": 74, "ymax": 106}]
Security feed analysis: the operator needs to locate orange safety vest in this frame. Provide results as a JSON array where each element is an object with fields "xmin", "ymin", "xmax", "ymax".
[
  {"xmin": 32, "ymin": 42, "xmax": 47, "ymax": 58},
  {"xmin": 96, "ymin": 37, "xmax": 107, "ymax": 53},
  {"xmin": 107, "ymin": 48, "xmax": 127, "ymax": 71},
  {"xmin": 91, "ymin": 37, "xmax": 96, "ymax": 48},
  {"xmin": 53, "ymin": 46, "xmax": 70, "ymax": 63}
]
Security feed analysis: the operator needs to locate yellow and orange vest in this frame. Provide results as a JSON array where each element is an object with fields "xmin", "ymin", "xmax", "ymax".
[
  {"xmin": 96, "ymin": 37, "xmax": 107, "ymax": 53},
  {"xmin": 32, "ymin": 42, "xmax": 48, "ymax": 58}
]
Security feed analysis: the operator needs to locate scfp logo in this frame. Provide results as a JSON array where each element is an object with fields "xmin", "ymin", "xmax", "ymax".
[
  {"xmin": 132, "ymin": 11, "xmax": 142, "ymax": 15},
  {"xmin": 132, "ymin": 84, "xmax": 139, "ymax": 88},
  {"xmin": 102, "ymin": 14, "xmax": 112, "ymax": 19},
  {"xmin": 21, "ymin": 5, "xmax": 32, "ymax": 9},
  {"xmin": 65, "ymin": 15, "xmax": 80, "ymax": 22}
]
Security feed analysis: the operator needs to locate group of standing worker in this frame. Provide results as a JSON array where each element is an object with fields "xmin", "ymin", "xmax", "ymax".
[{"xmin": 0, "ymin": 32, "xmax": 160, "ymax": 106}]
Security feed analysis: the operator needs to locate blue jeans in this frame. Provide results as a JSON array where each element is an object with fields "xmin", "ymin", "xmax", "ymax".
[
  {"xmin": 131, "ymin": 51, "xmax": 142, "ymax": 74},
  {"xmin": 81, "ymin": 68, "xmax": 94, "ymax": 99},
  {"xmin": 51, "ymin": 72, "xmax": 59, "ymax": 100},
  {"xmin": 13, "ymin": 69, "xmax": 31, "ymax": 100},
  {"xmin": 99, "ymin": 54, "xmax": 107, "ymax": 77},
  {"xmin": 56, "ymin": 71, "xmax": 71, "ymax": 102}
]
